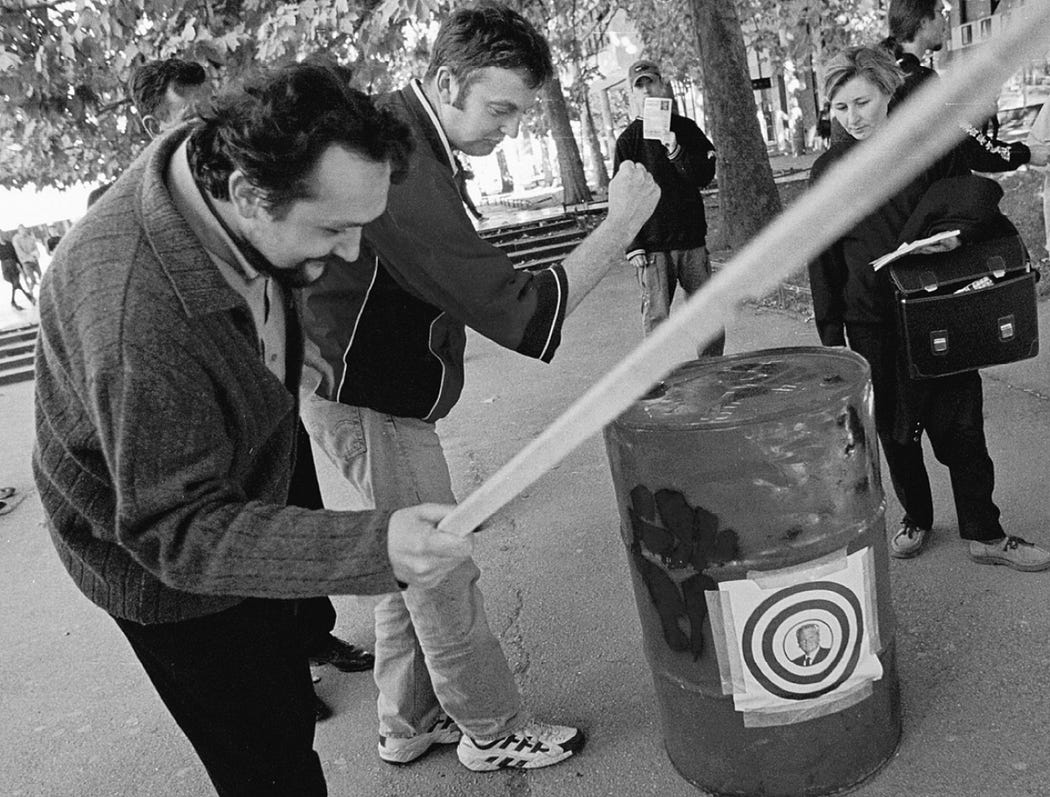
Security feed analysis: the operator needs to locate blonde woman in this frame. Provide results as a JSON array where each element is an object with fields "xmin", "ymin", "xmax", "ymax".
[{"xmin": 808, "ymin": 45, "xmax": 1050, "ymax": 572}]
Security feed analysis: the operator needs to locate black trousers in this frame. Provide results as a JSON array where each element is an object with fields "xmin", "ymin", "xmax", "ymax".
[
  {"xmin": 298, "ymin": 595, "xmax": 337, "ymax": 651},
  {"xmin": 115, "ymin": 599, "xmax": 327, "ymax": 797},
  {"xmin": 846, "ymin": 323, "xmax": 1003, "ymax": 541}
]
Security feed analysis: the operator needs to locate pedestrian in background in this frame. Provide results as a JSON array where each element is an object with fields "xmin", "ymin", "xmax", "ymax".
[
  {"xmin": 129, "ymin": 56, "xmax": 212, "ymax": 139},
  {"xmin": 87, "ymin": 56, "xmax": 214, "ymax": 208},
  {"xmin": 34, "ymin": 60, "xmax": 472, "ymax": 796},
  {"xmin": 613, "ymin": 59, "xmax": 723, "ymax": 355},
  {"xmin": 0, "ymin": 233, "xmax": 32, "ymax": 309},
  {"xmin": 883, "ymin": 0, "xmax": 1047, "ymax": 171},
  {"xmin": 12, "ymin": 224, "xmax": 41, "ymax": 292},
  {"xmin": 45, "ymin": 225, "xmax": 62, "ymax": 255}
]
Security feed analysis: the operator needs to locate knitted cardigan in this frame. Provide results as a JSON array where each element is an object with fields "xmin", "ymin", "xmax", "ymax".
[{"xmin": 33, "ymin": 128, "xmax": 398, "ymax": 624}]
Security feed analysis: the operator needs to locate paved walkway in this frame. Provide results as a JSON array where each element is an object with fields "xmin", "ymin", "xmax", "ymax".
[{"xmin": 7, "ymin": 259, "xmax": 1050, "ymax": 795}]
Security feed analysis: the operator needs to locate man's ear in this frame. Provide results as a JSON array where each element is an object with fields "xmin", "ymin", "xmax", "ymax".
[
  {"xmin": 228, "ymin": 171, "xmax": 264, "ymax": 219},
  {"xmin": 435, "ymin": 66, "xmax": 456, "ymax": 106},
  {"xmin": 141, "ymin": 115, "xmax": 161, "ymax": 139}
]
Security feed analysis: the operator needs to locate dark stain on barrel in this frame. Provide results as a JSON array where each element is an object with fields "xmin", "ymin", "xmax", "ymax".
[
  {"xmin": 838, "ymin": 404, "xmax": 867, "ymax": 457},
  {"xmin": 627, "ymin": 485, "xmax": 738, "ymax": 658}
]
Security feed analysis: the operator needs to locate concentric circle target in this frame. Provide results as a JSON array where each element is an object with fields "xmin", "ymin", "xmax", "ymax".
[{"xmin": 740, "ymin": 581, "xmax": 864, "ymax": 700}]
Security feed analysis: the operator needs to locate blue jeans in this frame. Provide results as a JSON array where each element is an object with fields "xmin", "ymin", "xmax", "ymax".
[
  {"xmin": 636, "ymin": 246, "xmax": 725, "ymax": 356},
  {"xmin": 301, "ymin": 396, "xmax": 525, "ymax": 741}
]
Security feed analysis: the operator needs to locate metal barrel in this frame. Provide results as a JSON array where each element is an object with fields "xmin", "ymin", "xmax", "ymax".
[{"xmin": 603, "ymin": 347, "xmax": 900, "ymax": 796}]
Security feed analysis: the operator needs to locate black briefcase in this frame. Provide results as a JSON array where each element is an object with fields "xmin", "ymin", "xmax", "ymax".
[{"xmin": 888, "ymin": 235, "xmax": 1039, "ymax": 379}]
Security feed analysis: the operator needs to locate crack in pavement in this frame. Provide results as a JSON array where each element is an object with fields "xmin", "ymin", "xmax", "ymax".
[
  {"xmin": 465, "ymin": 449, "xmax": 487, "ymax": 489},
  {"xmin": 985, "ymin": 371, "xmax": 1050, "ymax": 402},
  {"xmin": 499, "ymin": 585, "xmax": 529, "ymax": 676}
]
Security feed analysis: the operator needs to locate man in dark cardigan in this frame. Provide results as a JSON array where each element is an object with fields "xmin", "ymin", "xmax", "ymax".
[{"xmin": 33, "ymin": 61, "xmax": 473, "ymax": 796}]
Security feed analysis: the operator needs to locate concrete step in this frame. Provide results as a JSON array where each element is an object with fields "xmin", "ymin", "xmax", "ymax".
[
  {"xmin": 0, "ymin": 361, "xmax": 34, "ymax": 385},
  {"xmin": 0, "ymin": 324, "xmax": 37, "ymax": 344},
  {"xmin": 482, "ymin": 213, "xmax": 594, "ymax": 271},
  {"xmin": 0, "ymin": 348, "xmax": 33, "ymax": 369},
  {"xmin": 506, "ymin": 239, "xmax": 581, "ymax": 265},
  {"xmin": 480, "ymin": 216, "xmax": 577, "ymax": 243},
  {"xmin": 0, "ymin": 339, "xmax": 34, "ymax": 359},
  {"xmin": 0, "ymin": 323, "xmax": 37, "ymax": 384},
  {"xmin": 512, "ymin": 252, "xmax": 573, "ymax": 271},
  {"xmin": 490, "ymin": 228, "xmax": 586, "ymax": 254}
]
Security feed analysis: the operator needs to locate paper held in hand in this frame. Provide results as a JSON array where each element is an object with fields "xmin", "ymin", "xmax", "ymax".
[
  {"xmin": 870, "ymin": 229, "xmax": 961, "ymax": 271},
  {"xmin": 643, "ymin": 97, "xmax": 672, "ymax": 141}
]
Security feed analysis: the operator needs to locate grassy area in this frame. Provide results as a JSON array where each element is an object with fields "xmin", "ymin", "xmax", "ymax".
[{"xmin": 707, "ymin": 165, "xmax": 1050, "ymax": 316}]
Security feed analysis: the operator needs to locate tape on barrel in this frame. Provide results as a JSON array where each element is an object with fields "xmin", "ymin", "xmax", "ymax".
[{"xmin": 707, "ymin": 547, "xmax": 883, "ymax": 727}]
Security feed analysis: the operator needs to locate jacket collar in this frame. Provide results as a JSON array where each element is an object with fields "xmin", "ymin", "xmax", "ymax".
[
  {"xmin": 400, "ymin": 80, "xmax": 458, "ymax": 175},
  {"xmin": 897, "ymin": 52, "xmax": 923, "ymax": 75},
  {"xmin": 136, "ymin": 125, "xmax": 245, "ymax": 319}
]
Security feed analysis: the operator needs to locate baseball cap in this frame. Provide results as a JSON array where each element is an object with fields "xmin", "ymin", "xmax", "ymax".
[{"xmin": 627, "ymin": 60, "xmax": 662, "ymax": 87}]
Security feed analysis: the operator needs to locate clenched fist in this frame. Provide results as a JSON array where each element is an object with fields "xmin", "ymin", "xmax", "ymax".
[
  {"xmin": 387, "ymin": 503, "xmax": 474, "ymax": 590},
  {"xmin": 607, "ymin": 160, "xmax": 661, "ymax": 239}
]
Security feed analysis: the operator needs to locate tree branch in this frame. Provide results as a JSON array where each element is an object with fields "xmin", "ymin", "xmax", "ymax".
[{"xmin": 0, "ymin": 0, "xmax": 68, "ymax": 14}]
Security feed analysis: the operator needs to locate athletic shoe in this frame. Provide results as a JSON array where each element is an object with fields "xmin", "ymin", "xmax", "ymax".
[
  {"xmin": 456, "ymin": 721, "xmax": 585, "ymax": 771},
  {"xmin": 889, "ymin": 517, "xmax": 928, "ymax": 559},
  {"xmin": 969, "ymin": 536, "xmax": 1050, "ymax": 572},
  {"xmin": 379, "ymin": 713, "xmax": 461, "ymax": 765}
]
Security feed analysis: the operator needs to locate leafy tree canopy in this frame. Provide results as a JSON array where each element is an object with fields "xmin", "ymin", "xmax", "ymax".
[
  {"xmin": 625, "ymin": 0, "xmax": 885, "ymax": 86},
  {"xmin": 0, "ymin": 0, "xmax": 611, "ymax": 191},
  {"xmin": 0, "ymin": 0, "xmax": 442, "ymax": 189}
]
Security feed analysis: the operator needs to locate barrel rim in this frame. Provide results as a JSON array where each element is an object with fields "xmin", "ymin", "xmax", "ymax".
[{"xmin": 609, "ymin": 346, "xmax": 872, "ymax": 432}]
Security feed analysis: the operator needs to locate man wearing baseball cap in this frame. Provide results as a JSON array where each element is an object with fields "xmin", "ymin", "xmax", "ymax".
[
  {"xmin": 627, "ymin": 59, "xmax": 662, "ymax": 87},
  {"xmin": 615, "ymin": 60, "xmax": 723, "ymax": 353}
]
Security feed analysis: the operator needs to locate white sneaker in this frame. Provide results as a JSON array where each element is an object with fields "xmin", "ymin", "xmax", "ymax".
[
  {"xmin": 456, "ymin": 721, "xmax": 585, "ymax": 771},
  {"xmin": 378, "ymin": 713, "xmax": 461, "ymax": 764}
]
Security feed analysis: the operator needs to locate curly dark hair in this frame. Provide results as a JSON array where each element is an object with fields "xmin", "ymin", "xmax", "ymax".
[
  {"xmin": 186, "ymin": 58, "xmax": 413, "ymax": 215},
  {"xmin": 424, "ymin": 1, "xmax": 554, "ymax": 91},
  {"xmin": 129, "ymin": 58, "xmax": 207, "ymax": 120}
]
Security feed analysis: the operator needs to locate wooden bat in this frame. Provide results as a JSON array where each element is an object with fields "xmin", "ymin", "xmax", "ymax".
[{"xmin": 439, "ymin": 4, "xmax": 1050, "ymax": 538}]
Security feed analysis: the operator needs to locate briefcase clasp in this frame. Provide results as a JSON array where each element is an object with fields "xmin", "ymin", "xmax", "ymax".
[
  {"xmin": 931, "ymin": 330, "xmax": 949, "ymax": 355},
  {"xmin": 998, "ymin": 315, "xmax": 1016, "ymax": 341}
]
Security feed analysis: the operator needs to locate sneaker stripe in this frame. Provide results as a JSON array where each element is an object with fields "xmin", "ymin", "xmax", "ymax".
[{"xmin": 458, "ymin": 724, "xmax": 585, "ymax": 771}]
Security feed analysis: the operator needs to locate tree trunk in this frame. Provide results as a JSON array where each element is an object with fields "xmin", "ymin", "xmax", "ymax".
[
  {"xmin": 540, "ymin": 75, "xmax": 591, "ymax": 205},
  {"xmin": 783, "ymin": 22, "xmax": 819, "ymax": 153},
  {"xmin": 495, "ymin": 149, "xmax": 514, "ymax": 193},
  {"xmin": 689, "ymin": 0, "xmax": 781, "ymax": 249},
  {"xmin": 536, "ymin": 131, "xmax": 554, "ymax": 185},
  {"xmin": 582, "ymin": 93, "xmax": 610, "ymax": 191},
  {"xmin": 598, "ymin": 88, "xmax": 618, "ymax": 162}
]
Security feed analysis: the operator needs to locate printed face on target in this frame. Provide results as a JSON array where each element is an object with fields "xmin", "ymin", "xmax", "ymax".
[{"xmin": 788, "ymin": 621, "xmax": 832, "ymax": 668}]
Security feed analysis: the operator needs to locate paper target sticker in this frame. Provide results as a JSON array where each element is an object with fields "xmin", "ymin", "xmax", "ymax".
[{"xmin": 707, "ymin": 547, "xmax": 883, "ymax": 727}]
